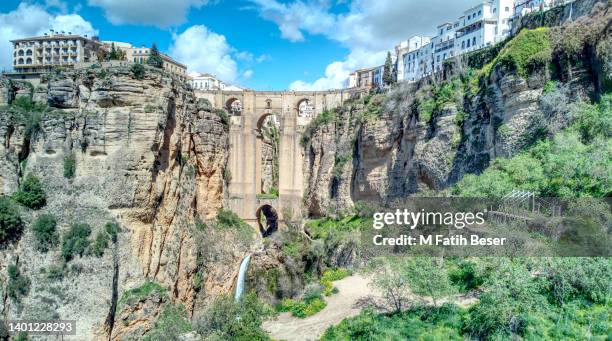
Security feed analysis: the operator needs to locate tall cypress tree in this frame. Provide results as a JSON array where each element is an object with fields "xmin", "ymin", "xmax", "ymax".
[
  {"xmin": 147, "ymin": 43, "xmax": 163, "ymax": 68},
  {"xmin": 383, "ymin": 51, "xmax": 395, "ymax": 86}
]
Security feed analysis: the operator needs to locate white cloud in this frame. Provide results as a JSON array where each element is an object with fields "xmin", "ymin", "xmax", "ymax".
[
  {"xmin": 87, "ymin": 0, "xmax": 212, "ymax": 27},
  {"xmin": 169, "ymin": 25, "xmax": 238, "ymax": 82},
  {"xmin": 0, "ymin": 3, "xmax": 97, "ymax": 70},
  {"xmin": 250, "ymin": 0, "xmax": 469, "ymax": 89},
  {"xmin": 243, "ymin": 69, "xmax": 254, "ymax": 79}
]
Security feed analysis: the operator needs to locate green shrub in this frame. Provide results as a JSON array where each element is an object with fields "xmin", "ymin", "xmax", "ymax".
[
  {"xmin": 105, "ymin": 221, "xmax": 120, "ymax": 243},
  {"xmin": 118, "ymin": 281, "xmax": 167, "ymax": 310},
  {"xmin": 277, "ymin": 297, "xmax": 327, "ymax": 318},
  {"xmin": 214, "ymin": 109, "xmax": 229, "ymax": 125},
  {"xmin": 495, "ymin": 28, "xmax": 552, "ymax": 77},
  {"xmin": 13, "ymin": 174, "xmax": 46, "ymax": 209},
  {"xmin": 194, "ymin": 292, "xmax": 274, "ymax": 340},
  {"xmin": 46, "ymin": 264, "xmax": 64, "ymax": 281},
  {"xmin": 32, "ymin": 214, "xmax": 58, "ymax": 252},
  {"xmin": 320, "ymin": 268, "xmax": 352, "ymax": 296},
  {"xmin": 91, "ymin": 230, "xmax": 110, "ymax": 257},
  {"xmin": 143, "ymin": 304, "xmax": 192, "ymax": 341},
  {"xmin": 0, "ymin": 197, "xmax": 24, "ymax": 246},
  {"xmin": 63, "ymin": 154, "xmax": 76, "ymax": 179},
  {"xmin": 61, "ymin": 223, "xmax": 91, "ymax": 261},
  {"xmin": 543, "ymin": 80, "xmax": 557, "ymax": 94},
  {"xmin": 130, "ymin": 63, "xmax": 145, "ymax": 80},
  {"xmin": 7, "ymin": 264, "xmax": 30, "ymax": 301}
]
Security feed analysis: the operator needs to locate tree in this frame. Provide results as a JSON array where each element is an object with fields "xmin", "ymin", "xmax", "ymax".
[
  {"xmin": 147, "ymin": 43, "xmax": 163, "ymax": 68},
  {"xmin": 383, "ymin": 51, "xmax": 395, "ymax": 86},
  {"xmin": 370, "ymin": 258, "xmax": 412, "ymax": 313},
  {"xmin": 0, "ymin": 197, "xmax": 24, "ymax": 246},
  {"xmin": 32, "ymin": 214, "xmax": 58, "ymax": 252},
  {"xmin": 403, "ymin": 257, "xmax": 454, "ymax": 306},
  {"xmin": 13, "ymin": 174, "xmax": 46, "ymax": 209}
]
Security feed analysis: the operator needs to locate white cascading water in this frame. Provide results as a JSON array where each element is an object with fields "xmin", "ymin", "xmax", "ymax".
[{"xmin": 234, "ymin": 254, "xmax": 251, "ymax": 301}]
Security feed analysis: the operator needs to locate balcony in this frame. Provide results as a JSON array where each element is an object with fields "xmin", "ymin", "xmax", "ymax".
[{"xmin": 435, "ymin": 39, "xmax": 455, "ymax": 53}]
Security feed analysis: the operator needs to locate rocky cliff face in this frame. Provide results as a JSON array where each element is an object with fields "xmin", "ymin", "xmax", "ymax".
[
  {"xmin": 302, "ymin": 3, "xmax": 610, "ymax": 216},
  {"xmin": 0, "ymin": 65, "xmax": 244, "ymax": 339}
]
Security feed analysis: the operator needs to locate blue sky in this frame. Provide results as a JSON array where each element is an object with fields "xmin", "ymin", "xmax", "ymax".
[{"xmin": 0, "ymin": 0, "xmax": 470, "ymax": 90}]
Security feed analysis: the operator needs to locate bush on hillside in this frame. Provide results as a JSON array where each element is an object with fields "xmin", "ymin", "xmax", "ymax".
[
  {"xmin": 142, "ymin": 304, "xmax": 192, "ymax": 341},
  {"xmin": 61, "ymin": 223, "xmax": 91, "ymax": 261},
  {"xmin": 7, "ymin": 264, "xmax": 31, "ymax": 302},
  {"xmin": 63, "ymin": 154, "xmax": 76, "ymax": 179},
  {"xmin": 32, "ymin": 214, "xmax": 58, "ymax": 252},
  {"xmin": 0, "ymin": 197, "xmax": 24, "ymax": 246},
  {"xmin": 194, "ymin": 292, "xmax": 274, "ymax": 340},
  {"xmin": 130, "ymin": 63, "xmax": 145, "ymax": 80},
  {"xmin": 13, "ymin": 174, "xmax": 46, "ymax": 209}
]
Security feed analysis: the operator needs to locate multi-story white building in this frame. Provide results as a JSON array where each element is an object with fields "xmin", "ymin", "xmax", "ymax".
[
  {"xmin": 372, "ymin": 65, "xmax": 385, "ymax": 88},
  {"xmin": 513, "ymin": 0, "xmax": 572, "ymax": 19},
  {"xmin": 11, "ymin": 31, "xmax": 104, "ymax": 73},
  {"xmin": 398, "ymin": 36, "xmax": 432, "ymax": 82},
  {"xmin": 433, "ymin": 21, "xmax": 460, "ymax": 72}
]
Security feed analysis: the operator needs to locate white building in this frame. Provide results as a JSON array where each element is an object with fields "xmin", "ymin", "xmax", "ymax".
[
  {"xmin": 372, "ymin": 65, "xmax": 385, "ymax": 88},
  {"xmin": 455, "ymin": 0, "xmax": 515, "ymax": 55},
  {"xmin": 433, "ymin": 21, "xmax": 459, "ymax": 72},
  {"xmin": 398, "ymin": 36, "xmax": 432, "ymax": 82},
  {"xmin": 189, "ymin": 72, "xmax": 244, "ymax": 91}
]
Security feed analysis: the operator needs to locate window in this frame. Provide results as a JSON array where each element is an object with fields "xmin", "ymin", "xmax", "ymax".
[
  {"xmin": 493, "ymin": 8, "xmax": 497, "ymax": 13},
  {"xmin": 467, "ymin": 39, "xmax": 471, "ymax": 48},
  {"xmin": 437, "ymin": 55, "xmax": 440, "ymax": 62},
  {"xmin": 478, "ymin": 10, "xmax": 481, "ymax": 15},
  {"xmin": 505, "ymin": 6, "xmax": 509, "ymax": 11},
  {"xmin": 462, "ymin": 41, "xmax": 465, "ymax": 49},
  {"xmin": 468, "ymin": 14, "xmax": 471, "ymax": 20},
  {"xmin": 472, "ymin": 37, "xmax": 477, "ymax": 46}
]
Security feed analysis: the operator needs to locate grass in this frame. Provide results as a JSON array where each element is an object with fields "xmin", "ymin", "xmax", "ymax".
[
  {"xmin": 117, "ymin": 281, "xmax": 167, "ymax": 311},
  {"xmin": 304, "ymin": 215, "xmax": 366, "ymax": 240},
  {"xmin": 277, "ymin": 297, "xmax": 327, "ymax": 318},
  {"xmin": 469, "ymin": 27, "xmax": 551, "ymax": 94}
]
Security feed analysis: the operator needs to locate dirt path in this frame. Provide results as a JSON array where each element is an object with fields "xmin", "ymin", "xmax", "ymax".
[
  {"xmin": 262, "ymin": 274, "xmax": 479, "ymax": 341},
  {"xmin": 262, "ymin": 274, "xmax": 376, "ymax": 341}
]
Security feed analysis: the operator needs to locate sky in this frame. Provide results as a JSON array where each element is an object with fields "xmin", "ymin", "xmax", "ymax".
[{"xmin": 0, "ymin": 0, "xmax": 471, "ymax": 90}]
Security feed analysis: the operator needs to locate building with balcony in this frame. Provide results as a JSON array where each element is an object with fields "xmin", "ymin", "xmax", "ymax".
[
  {"xmin": 11, "ymin": 31, "xmax": 104, "ymax": 73},
  {"xmin": 348, "ymin": 67, "xmax": 377, "ymax": 89},
  {"xmin": 189, "ymin": 72, "xmax": 244, "ymax": 91}
]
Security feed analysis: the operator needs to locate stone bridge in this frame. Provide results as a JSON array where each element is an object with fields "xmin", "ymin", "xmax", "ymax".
[{"xmin": 195, "ymin": 89, "xmax": 360, "ymax": 225}]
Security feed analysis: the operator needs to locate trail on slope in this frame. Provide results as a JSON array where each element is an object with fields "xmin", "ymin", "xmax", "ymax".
[{"xmin": 262, "ymin": 274, "xmax": 478, "ymax": 341}]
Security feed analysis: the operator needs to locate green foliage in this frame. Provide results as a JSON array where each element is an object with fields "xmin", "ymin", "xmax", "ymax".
[
  {"xmin": 61, "ymin": 223, "xmax": 91, "ymax": 261},
  {"xmin": 257, "ymin": 187, "xmax": 278, "ymax": 199},
  {"xmin": 32, "ymin": 214, "xmax": 58, "ymax": 252},
  {"xmin": 195, "ymin": 292, "xmax": 274, "ymax": 340},
  {"xmin": 332, "ymin": 153, "xmax": 352, "ymax": 180},
  {"xmin": 0, "ymin": 197, "xmax": 24, "ymax": 246},
  {"xmin": 304, "ymin": 215, "xmax": 365, "ymax": 242},
  {"xmin": 130, "ymin": 63, "xmax": 145, "ymax": 80},
  {"xmin": 543, "ymin": 80, "xmax": 557, "ymax": 94},
  {"xmin": 46, "ymin": 264, "xmax": 64, "ymax": 281},
  {"xmin": 147, "ymin": 43, "xmax": 164, "ymax": 68},
  {"xmin": 13, "ymin": 174, "xmax": 46, "ymax": 209},
  {"xmin": 63, "ymin": 154, "xmax": 76, "ymax": 179},
  {"xmin": 453, "ymin": 95, "xmax": 612, "ymax": 198},
  {"xmin": 105, "ymin": 221, "xmax": 120, "ymax": 243},
  {"xmin": 144, "ymin": 104, "xmax": 156, "ymax": 113},
  {"xmin": 322, "ymin": 306, "xmax": 465, "ymax": 341},
  {"xmin": 301, "ymin": 109, "xmax": 337, "ymax": 146},
  {"xmin": 214, "ymin": 108, "xmax": 229, "ymax": 125},
  {"xmin": 108, "ymin": 43, "xmax": 126, "ymax": 61},
  {"xmin": 403, "ymin": 257, "xmax": 454, "ymax": 306},
  {"xmin": 143, "ymin": 304, "xmax": 192, "ymax": 341},
  {"xmin": 91, "ymin": 230, "xmax": 110, "ymax": 257},
  {"xmin": 320, "ymin": 268, "xmax": 351, "ymax": 296},
  {"xmin": 447, "ymin": 259, "xmax": 487, "ymax": 293},
  {"xmin": 118, "ymin": 281, "xmax": 167, "ymax": 310},
  {"xmin": 215, "ymin": 209, "xmax": 254, "ymax": 244},
  {"xmin": 7, "ymin": 264, "xmax": 31, "ymax": 301},
  {"xmin": 383, "ymin": 51, "xmax": 395, "ymax": 86},
  {"xmin": 416, "ymin": 79, "xmax": 463, "ymax": 123},
  {"xmin": 277, "ymin": 297, "xmax": 327, "ymax": 318}
]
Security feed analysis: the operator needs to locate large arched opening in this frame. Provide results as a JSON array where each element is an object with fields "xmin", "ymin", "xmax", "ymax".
[
  {"xmin": 297, "ymin": 98, "xmax": 315, "ymax": 118},
  {"xmin": 256, "ymin": 204, "xmax": 278, "ymax": 237},
  {"xmin": 255, "ymin": 113, "xmax": 280, "ymax": 197}
]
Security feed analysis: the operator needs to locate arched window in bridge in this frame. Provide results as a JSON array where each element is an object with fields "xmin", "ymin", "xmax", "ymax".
[
  {"xmin": 298, "ymin": 99, "xmax": 314, "ymax": 117},
  {"xmin": 265, "ymin": 99, "xmax": 272, "ymax": 109}
]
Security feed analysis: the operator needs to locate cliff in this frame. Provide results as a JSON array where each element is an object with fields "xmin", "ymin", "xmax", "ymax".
[
  {"xmin": 0, "ymin": 65, "xmax": 244, "ymax": 339},
  {"xmin": 302, "ymin": 3, "xmax": 611, "ymax": 216}
]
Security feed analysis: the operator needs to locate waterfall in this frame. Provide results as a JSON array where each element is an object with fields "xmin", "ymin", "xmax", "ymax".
[{"xmin": 234, "ymin": 254, "xmax": 251, "ymax": 301}]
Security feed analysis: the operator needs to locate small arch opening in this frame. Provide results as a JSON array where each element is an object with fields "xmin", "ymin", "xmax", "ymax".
[
  {"xmin": 226, "ymin": 98, "xmax": 242, "ymax": 116},
  {"xmin": 256, "ymin": 205, "xmax": 278, "ymax": 237}
]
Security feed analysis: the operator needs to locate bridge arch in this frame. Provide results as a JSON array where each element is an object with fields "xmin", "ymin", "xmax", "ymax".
[
  {"xmin": 226, "ymin": 97, "xmax": 242, "ymax": 115},
  {"xmin": 256, "ymin": 204, "xmax": 278, "ymax": 237},
  {"xmin": 297, "ymin": 98, "xmax": 315, "ymax": 117}
]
